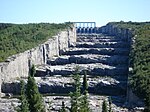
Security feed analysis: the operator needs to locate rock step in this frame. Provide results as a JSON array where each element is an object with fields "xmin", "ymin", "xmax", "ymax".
[
  {"xmin": 75, "ymin": 42, "xmax": 130, "ymax": 48},
  {"xmin": 62, "ymin": 48, "xmax": 129, "ymax": 56},
  {"xmin": 2, "ymin": 77, "xmax": 127, "ymax": 96},
  {"xmin": 47, "ymin": 54, "xmax": 128, "ymax": 66},
  {"xmin": 77, "ymin": 38, "xmax": 122, "ymax": 42},
  {"xmin": 35, "ymin": 63, "xmax": 128, "ymax": 77},
  {"xmin": 77, "ymin": 34, "xmax": 117, "ymax": 39},
  {"xmin": 37, "ymin": 77, "xmax": 127, "ymax": 95}
]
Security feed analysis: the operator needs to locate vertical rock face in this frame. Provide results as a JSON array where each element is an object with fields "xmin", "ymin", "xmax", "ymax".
[
  {"xmin": 100, "ymin": 24, "xmax": 143, "ymax": 107},
  {"xmin": 0, "ymin": 26, "xmax": 76, "ymax": 96},
  {"xmin": 98, "ymin": 23, "xmax": 133, "ymax": 42}
]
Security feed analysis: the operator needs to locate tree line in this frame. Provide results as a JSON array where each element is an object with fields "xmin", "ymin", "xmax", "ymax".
[
  {"xmin": 0, "ymin": 23, "xmax": 71, "ymax": 62},
  {"xmin": 111, "ymin": 21, "xmax": 150, "ymax": 112}
]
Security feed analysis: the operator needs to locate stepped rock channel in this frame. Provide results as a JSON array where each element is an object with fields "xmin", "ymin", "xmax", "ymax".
[
  {"xmin": 1, "ymin": 30, "xmax": 131, "ymax": 111},
  {"xmin": 34, "ymin": 34, "xmax": 129, "ymax": 96}
]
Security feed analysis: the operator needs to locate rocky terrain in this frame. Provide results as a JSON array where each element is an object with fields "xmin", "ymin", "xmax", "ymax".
[
  {"xmin": 34, "ymin": 34, "xmax": 129, "ymax": 96},
  {"xmin": 1, "ymin": 33, "xmax": 131, "ymax": 111},
  {"xmin": 0, "ymin": 95, "xmax": 132, "ymax": 112},
  {"xmin": 36, "ymin": 33, "xmax": 131, "ymax": 111},
  {"xmin": 0, "ymin": 24, "xmax": 138, "ymax": 111}
]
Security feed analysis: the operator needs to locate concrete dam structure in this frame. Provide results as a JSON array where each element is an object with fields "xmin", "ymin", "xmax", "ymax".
[
  {"xmin": 0, "ymin": 23, "xmax": 133, "ymax": 111},
  {"xmin": 74, "ymin": 22, "xmax": 97, "ymax": 34}
]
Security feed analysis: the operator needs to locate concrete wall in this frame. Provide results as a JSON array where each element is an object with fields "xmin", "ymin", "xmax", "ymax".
[{"xmin": 0, "ymin": 26, "xmax": 76, "ymax": 96}]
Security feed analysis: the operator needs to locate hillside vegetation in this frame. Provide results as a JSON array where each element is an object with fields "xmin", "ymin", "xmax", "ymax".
[
  {"xmin": 111, "ymin": 21, "xmax": 150, "ymax": 111},
  {"xmin": 0, "ymin": 23, "xmax": 71, "ymax": 62}
]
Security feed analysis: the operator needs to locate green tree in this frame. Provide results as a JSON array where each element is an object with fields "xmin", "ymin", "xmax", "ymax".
[
  {"xmin": 30, "ymin": 64, "xmax": 36, "ymax": 77},
  {"xmin": 70, "ymin": 72, "xmax": 81, "ymax": 112},
  {"xmin": 102, "ymin": 100, "xmax": 108, "ymax": 112},
  {"xmin": 59, "ymin": 101, "xmax": 66, "ymax": 112},
  {"xmin": 112, "ymin": 22, "xmax": 150, "ymax": 111},
  {"xmin": 144, "ymin": 80, "xmax": 150, "ymax": 112},
  {"xmin": 26, "ymin": 65, "xmax": 45, "ymax": 112},
  {"xmin": 108, "ymin": 97, "xmax": 112, "ymax": 112},
  {"xmin": 0, "ymin": 23, "xmax": 71, "ymax": 62},
  {"xmin": 17, "ymin": 80, "xmax": 29, "ymax": 112},
  {"xmin": 70, "ymin": 68, "xmax": 90, "ymax": 112},
  {"xmin": 83, "ymin": 71, "xmax": 88, "ymax": 95},
  {"xmin": 80, "ymin": 92, "xmax": 89, "ymax": 112},
  {"xmin": 80, "ymin": 71, "xmax": 90, "ymax": 112}
]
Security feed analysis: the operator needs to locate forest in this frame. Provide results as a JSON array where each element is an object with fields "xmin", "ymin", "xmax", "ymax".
[
  {"xmin": 112, "ymin": 21, "xmax": 150, "ymax": 111},
  {"xmin": 0, "ymin": 23, "xmax": 71, "ymax": 62}
]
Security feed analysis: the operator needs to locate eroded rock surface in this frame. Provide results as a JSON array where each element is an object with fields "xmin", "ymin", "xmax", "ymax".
[
  {"xmin": 2, "ymin": 76, "xmax": 126, "ymax": 95},
  {"xmin": 35, "ymin": 33, "xmax": 129, "ymax": 96},
  {"xmin": 2, "ymin": 33, "xmax": 129, "ymax": 96},
  {"xmin": 0, "ymin": 95, "xmax": 130, "ymax": 112},
  {"xmin": 1, "ymin": 32, "xmax": 131, "ymax": 111}
]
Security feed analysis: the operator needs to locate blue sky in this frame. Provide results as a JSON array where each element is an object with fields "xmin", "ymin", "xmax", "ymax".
[{"xmin": 0, "ymin": 0, "xmax": 150, "ymax": 26}]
